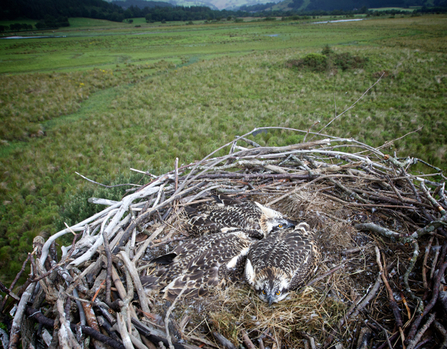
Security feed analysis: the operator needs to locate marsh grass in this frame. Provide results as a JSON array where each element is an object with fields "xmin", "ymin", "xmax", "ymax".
[
  {"xmin": 0, "ymin": 61, "xmax": 174, "ymax": 143},
  {"xmin": 0, "ymin": 15, "xmax": 446, "ymax": 281}
]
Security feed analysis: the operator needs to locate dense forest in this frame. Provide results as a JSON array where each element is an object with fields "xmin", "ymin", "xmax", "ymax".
[{"xmin": 1, "ymin": 0, "xmax": 126, "ymax": 23}]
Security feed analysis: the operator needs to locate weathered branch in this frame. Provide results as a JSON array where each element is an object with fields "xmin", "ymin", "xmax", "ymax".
[
  {"xmin": 403, "ymin": 241, "xmax": 423, "ymax": 314},
  {"xmin": 26, "ymin": 306, "xmax": 126, "ymax": 349},
  {"xmin": 407, "ymin": 244, "xmax": 447, "ymax": 342},
  {"xmin": 9, "ymin": 282, "xmax": 36, "ymax": 349}
]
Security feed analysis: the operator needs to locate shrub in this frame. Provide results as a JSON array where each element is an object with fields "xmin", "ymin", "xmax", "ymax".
[
  {"xmin": 331, "ymin": 52, "xmax": 368, "ymax": 71},
  {"xmin": 286, "ymin": 46, "xmax": 368, "ymax": 73},
  {"xmin": 286, "ymin": 53, "xmax": 328, "ymax": 72}
]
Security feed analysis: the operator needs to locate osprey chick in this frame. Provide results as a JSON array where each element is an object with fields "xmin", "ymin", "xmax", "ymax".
[
  {"xmin": 142, "ymin": 230, "xmax": 253, "ymax": 300},
  {"xmin": 245, "ymin": 223, "xmax": 319, "ymax": 305},
  {"xmin": 185, "ymin": 194, "xmax": 295, "ymax": 238}
]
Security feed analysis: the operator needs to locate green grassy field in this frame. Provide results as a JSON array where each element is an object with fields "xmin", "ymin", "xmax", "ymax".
[{"xmin": 0, "ymin": 15, "xmax": 446, "ymax": 282}]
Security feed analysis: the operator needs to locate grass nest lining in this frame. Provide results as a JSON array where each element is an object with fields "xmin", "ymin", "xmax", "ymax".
[{"xmin": 2, "ymin": 129, "xmax": 447, "ymax": 349}]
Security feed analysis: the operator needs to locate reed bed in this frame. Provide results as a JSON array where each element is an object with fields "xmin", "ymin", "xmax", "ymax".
[{"xmin": 1, "ymin": 130, "xmax": 446, "ymax": 349}]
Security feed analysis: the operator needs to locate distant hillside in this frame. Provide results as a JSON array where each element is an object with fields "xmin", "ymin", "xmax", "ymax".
[
  {"xmin": 268, "ymin": 0, "xmax": 429, "ymax": 11},
  {"xmin": 109, "ymin": 0, "xmax": 281, "ymax": 10},
  {"xmin": 1, "ymin": 0, "xmax": 125, "ymax": 21},
  {"xmin": 112, "ymin": 0, "xmax": 219, "ymax": 10},
  {"xmin": 112, "ymin": 0, "xmax": 174, "ymax": 9},
  {"xmin": 109, "ymin": 0, "xmax": 432, "ymax": 10},
  {"xmin": 1, "ymin": 0, "xmax": 444, "ymax": 23}
]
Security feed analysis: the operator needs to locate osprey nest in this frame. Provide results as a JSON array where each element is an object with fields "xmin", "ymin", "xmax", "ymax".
[{"xmin": 3, "ymin": 130, "xmax": 447, "ymax": 349}]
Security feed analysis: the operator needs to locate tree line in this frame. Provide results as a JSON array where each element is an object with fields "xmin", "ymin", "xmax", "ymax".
[
  {"xmin": 1, "ymin": 0, "xmax": 126, "ymax": 22},
  {"xmin": 1, "ymin": 0, "xmax": 446, "ymax": 31}
]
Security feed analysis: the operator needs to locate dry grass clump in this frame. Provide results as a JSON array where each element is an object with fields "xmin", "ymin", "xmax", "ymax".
[{"xmin": 205, "ymin": 284, "xmax": 346, "ymax": 347}]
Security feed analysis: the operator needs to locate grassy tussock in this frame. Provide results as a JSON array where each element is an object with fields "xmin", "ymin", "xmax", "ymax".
[{"xmin": 0, "ymin": 61, "xmax": 173, "ymax": 143}]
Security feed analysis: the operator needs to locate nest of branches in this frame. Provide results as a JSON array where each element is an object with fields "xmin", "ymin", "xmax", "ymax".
[{"xmin": 1, "ymin": 130, "xmax": 447, "ymax": 349}]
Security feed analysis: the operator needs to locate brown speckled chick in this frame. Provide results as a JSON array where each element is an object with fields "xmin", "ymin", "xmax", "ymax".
[
  {"xmin": 185, "ymin": 194, "xmax": 296, "ymax": 239},
  {"xmin": 245, "ymin": 222, "xmax": 320, "ymax": 305},
  {"xmin": 142, "ymin": 230, "xmax": 254, "ymax": 300}
]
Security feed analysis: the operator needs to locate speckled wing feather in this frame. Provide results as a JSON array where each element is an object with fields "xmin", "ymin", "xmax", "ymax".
[
  {"xmin": 142, "ymin": 230, "xmax": 253, "ymax": 300},
  {"xmin": 185, "ymin": 195, "xmax": 262, "ymax": 236},
  {"xmin": 245, "ymin": 223, "xmax": 320, "ymax": 304},
  {"xmin": 185, "ymin": 194, "xmax": 295, "ymax": 238}
]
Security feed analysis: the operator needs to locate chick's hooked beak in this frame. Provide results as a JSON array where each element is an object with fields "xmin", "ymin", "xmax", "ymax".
[{"xmin": 285, "ymin": 220, "xmax": 296, "ymax": 228}]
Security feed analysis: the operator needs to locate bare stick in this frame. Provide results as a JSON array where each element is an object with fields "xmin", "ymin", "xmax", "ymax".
[
  {"xmin": 365, "ymin": 314, "xmax": 393, "ymax": 349},
  {"xmin": 0, "ymin": 281, "xmax": 20, "ymax": 302},
  {"xmin": 133, "ymin": 224, "xmax": 166, "ymax": 262},
  {"xmin": 71, "ymin": 184, "xmax": 161, "ymax": 266},
  {"xmin": 103, "ymin": 222, "xmax": 113, "ymax": 305},
  {"xmin": 80, "ymin": 294, "xmax": 105, "ymax": 349},
  {"xmin": 351, "ymin": 273, "xmax": 383, "ymax": 319},
  {"xmin": 403, "ymin": 241, "xmax": 423, "ymax": 315},
  {"xmin": 9, "ymin": 282, "xmax": 36, "ymax": 349},
  {"xmin": 114, "ymin": 182, "xmax": 205, "ymax": 253},
  {"xmin": 56, "ymin": 290, "xmax": 82, "ymax": 349},
  {"xmin": 406, "ymin": 312, "xmax": 436, "ymax": 349},
  {"xmin": 212, "ymin": 332, "xmax": 237, "ymax": 349},
  {"xmin": 355, "ymin": 222, "xmax": 401, "ymax": 240},
  {"xmin": 40, "ymin": 201, "xmax": 122, "ymax": 267},
  {"xmin": 111, "ymin": 265, "xmax": 127, "ymax": 300},
  {"xmin": 376, "ymin": 127, "xmax": 423, "ymax": 152},
  {"xmin": 165, "ymin": 282, "xmax": 190, "ymax": 349},
  {"xmin": 241, "ymin": 329, "xmax": 257, "ymax": 349},
  {"xmin": 130, "ymin": 333, "xmax": 151, "ymax": 349},
  {"xmin": 118, "ymin": 251, "xmax": 152, "ymax": 314},
  {"xmin": 433, "ymin": 320, "xmax": 447, "ymax": 349},
  {"xmin": 117, "ymin": 313, "xmax": 134, "ymax": 349},
  {"xmin": 375, "ymin": 247, "xmax": 405, "ymax": 346},
  {"xmin": 7, "ymin": 254, "xmax": 31, "ymax": 295},
  {"xmin": 75, "ymin": 171, "xmax": 140, "ymax": 189},
  {"xmin": 422, "ymin": 236, "xmax": 434, "ymax": 290},
  {"xmin": 324, "ymin": 274, "xmax": 382, "ymax": 348},
  {"xmin": 307, "ymin": 264, "xmax": 344, "ymax": 286},
  {"xmin": 407, "ymin": 252, "xmax": 447, "ymax": 341},
  {"xmin": 0, "ymin": 328, "xmax": 9, "ymax": 349},
  {"xmin": 65, "ymin": 256, "xmax": 105, "ymax": 295},
  {"xmin": 421, "ymin": 182, "xmax": 446, "ymax": 215},
  {"xmin": 26, "ymin": 306, "xmax": 125, "ymax": 349},
  {"xmin": 175, "ymin": 157, "xmax": 179, "ymax": 192},
  {"xmin": 313, "ymin": 71, "xmax": 385, "ymax": 137}
]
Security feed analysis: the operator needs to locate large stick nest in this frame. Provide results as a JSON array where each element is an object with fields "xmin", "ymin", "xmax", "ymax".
[{"xmin": 2, "ymin": 130, "xmax": 447, "ymax": 349}]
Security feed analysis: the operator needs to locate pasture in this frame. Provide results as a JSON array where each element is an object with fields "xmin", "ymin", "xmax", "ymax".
[{"xmin": 0, "ymin": 14, "xmax": 446, "ymax": 281}]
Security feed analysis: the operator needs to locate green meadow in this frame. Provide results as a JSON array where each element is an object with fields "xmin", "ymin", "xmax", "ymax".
[{"xmin": 0, "ymin": 15, "xmax": 446, "ymax": 281}]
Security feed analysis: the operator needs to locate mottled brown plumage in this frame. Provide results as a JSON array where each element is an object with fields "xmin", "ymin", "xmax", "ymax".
[
  {"xmin": 142, "ymin": 230, "xmax": 254, "ymax": 300},
  {"xmin": 185, "ymin": 194, "xmax": 295, "ymax": 238},
  {"xmin": 245, "ymin": 223, "xmax": 319, "ymax": 304}
]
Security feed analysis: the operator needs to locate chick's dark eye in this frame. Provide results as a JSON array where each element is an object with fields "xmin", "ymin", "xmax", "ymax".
[
  {"xmin": 262, "ymin": 290, "xmax": 266, "ymax": 295},
  {"xmin": 278, "ymin": 224, "xmax": 283, "ymax": 228},
  {"xmin": 276, "ymin": 291, "xmax": 281, "ymax": 296}
]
